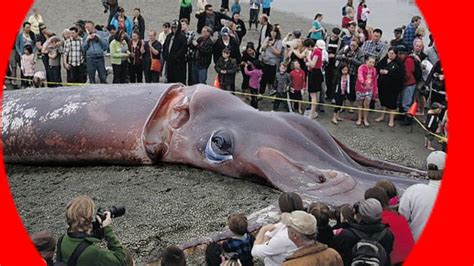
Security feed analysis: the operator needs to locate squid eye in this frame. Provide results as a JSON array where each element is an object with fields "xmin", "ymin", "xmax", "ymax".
[{"xmin": 205, "ymin": 130, "xmax": 234, "ymax": 164}]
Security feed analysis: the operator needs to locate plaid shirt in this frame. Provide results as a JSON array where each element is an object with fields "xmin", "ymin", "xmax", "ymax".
[
  {"xmin": 63, "ymin": 38, "xmax": 84, "ymax": 66},
  {"xmin": 183, "ymin": 30, "xmax": 197, "ymax": 61},
  {"xmin": 222, "ymin": 234, "xmax": 255, "ymax": 265},
  {"xmin": 361, "ymin": 40, "xmax": 387, "ymax": 61},
  {"xmin": 403, "ymin": 23, "xmax": 416, "ymax": 50}
]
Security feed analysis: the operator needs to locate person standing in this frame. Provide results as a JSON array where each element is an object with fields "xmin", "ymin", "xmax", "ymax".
[
  {"xmin": 163, "ymin": 20, "xmax": 188, "ymax": 83},
  {"xmin": 342, "ymin": 0, "xmax": 353, "ymax": 16},
  {"xmin": 240, "ymin": 42, "xmax": 258, "ymax": 94},
  {"xmin": 215, "ymin": 48, "xmax": 239, "ymax": 92},
  {"xmin": 142, "ymin": 30, "xmax": 162, "ymax": 83},
  {"xmin": 325, "ymin": 27, "xmax": 343, "ymax": 102},
  {"xmin": 14, "ymin": 22, "xmax": 36, "ymax": 85},
  {"xmin": 390, "ymin": 27, "xmax": 404, "ymax": 47},
  {"xmin": 361, "ymin": 28, "xmax": 387, "ymax": 62},
  {"xmin": 397, "ymin": 45, "xmax": 417, "ymax": 124},
  {"xmin": 179, "ymin": 0, "xmax": 193, "ymax": 22},
  {"xmin": 158, "ymin": 22, "xmax": 171, "ymax": 45},
  {"xmin": 399, "ymin": 151, "xmax": 446, "ymax": 241},
  {"xmin": 102, "ymin": 0, "xmax": 120, "ymax": 26},
  {"xmin": 403, "ymin": 15, "xmax": 422, "ymax": 52},
  {"xmin": 195, "ymin": 4, "xmax": 231, "ymax": 34},
  {"xmin": 355, "ymin": 56, "xmax": 378, "ymax": 127},
  {"xmin": 83, "ymin": 21, "xmax": 108, "ymax": 84},
  {"xmin": 213, "ymin": 27, "xmax": 241, "ymax": 64},
  {"xmin": 128, "ymin": 31, "xmax": 144, "ymax": 83},
  {"xmin": 192, "ymin": 26, "xmax": 214, "ymax": 84},
  {"xmin": 306, "ymin": 39, "xmax": 324, "ymax": 119},
  {"xmin": 257, "ymin": 15, "xmax": 273, "ymax": 55},
  {"xmin": 248, "ymin": 0, "xmax": 261, "ymax": 30},
  {"xmin": 110, "ymin": 7, "xmax": 133, "ymax": 37},
  {"xmin": 375, "ymin": 47, "xmax": 405, "ymax": 128},
  {"xmin": 260, "ymin": 27, "xmax": 282, "ymax": 95},
  {"xmin": 20, "ymin": 45, "xmax": 35, "ymax": 88},
  {"xmin": 28, "ymin": 8, "xmax": 44, "ymax": 35},
  {"xmin": 63, "ymin": 27, "xmax": 87, "ymax": 84},
  {"xmin": 262, "ymin": 0, "xmax": 273, "ymax": 16},
  {"xmin": 309, "ymin": 13, "xmax": 324, "ymax": 42},
  {"xmin": 35, "ymin": 24, "xmax": 53, "ymax": 86},
  {"xmin": 41, "ymin": 36, "xmax": 63, "ymax": 87},
  {"xmin": 181, "ymin": 18, "xmax": 197, "ymax": 85},
  {"xmin": 132, "ymin": 8, "xmax": 146, "ymax": 40},
  {"xmin": 110, "ymin": 30, "xmax": 130, "ymax": 84},
  {"xmin": 232, "ymin": 13, "xmax": 247, "ymax": 43}
]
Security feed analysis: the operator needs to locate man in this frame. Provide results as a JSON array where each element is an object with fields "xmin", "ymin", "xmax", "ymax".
[
  {"xmin": 403, "ymin": 15, "xmax": 422, "ymax": 51},
  {"xmin": 213, "ymin": 27, "xmax": 241, "ymax": 64},
  {"xmin": 181, "ymin": 18, "xmax": 197, "ymax": 85},
  {"xmin": 397, "ymin": 45, "xmax": 418, "ymax": 125},
  {"xmin": 163, "ymin": 20, "xmax": 188, "ymax": 83},
  {"xmin": 257, "ymin": 15, "xmax": 273, "ymax": 54},
  {"xmin": 390, "ymin": 27, "xmax": 404, "ymax": 47},
  {"xmin": 102, "ymin": 0, "xmax": 120, "ymax": 26},
  {"xmin": 179, "ymin": 0, "xmax": 193, "ymax": 22},
  {"xmin": 399, "ymin": 151, "xmax": 446, "ymax": 241},
  {"xmin": 325, "ymin": 27, "xmax": 343, "ymax": 102},
  {"xmin": 63, "ymin": 27, "xmax": 87, "ymax": 83},
  {"xmin": 158, "ymin": 22, "xmax": 171, "ymax": 45},
  {"xmin": 282, "ymin": 211, "xmax": 343, "ymax": 265},
  {"xmin": 142, "ymin": 30, "xmax": 162, "ymax": 83},
  {"xmin": 14, "ymin": 22, "xmax": 36, "ymax": 83},
  {"xmin": 192, "ymin": 26, "xmax": 214, "ymax": 84},
  {"xmin": 27, "ymin": 8, "xmax": 44, "ymax": 35},
  {"xmin": 330, "ymin": 199, "xmax": 394, "ymax": 266},
  {"xmin": 361, "ymin": 28, "xmax": 387, "ymax": 62},
  {"xmin": 83, "ymin": 21, "xmax": 108, "ymax": 83},
  {"xmin": 195, "ymin": 4, "xmax": 231, "ymax": 34},
  {"xmin": 56, "ymin": 195, "xmax": 126, "ymax": 265}
]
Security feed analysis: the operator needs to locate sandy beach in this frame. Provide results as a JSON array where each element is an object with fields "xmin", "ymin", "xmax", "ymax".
[{"xmin": 6, "ymin": 0, "xmax": 435, "ymax": 264}]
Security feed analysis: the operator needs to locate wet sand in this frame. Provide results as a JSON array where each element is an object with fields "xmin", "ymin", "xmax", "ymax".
[{"xmin": 6, "ymin": 0, "xmax": 435, "ymax": 264}]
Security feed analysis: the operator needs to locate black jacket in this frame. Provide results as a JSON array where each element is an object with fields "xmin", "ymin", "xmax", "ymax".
[
  {"xmin": 233, "ymin": 19, "xmax": 247, "ymax": 43},
  {"xmin": 163, "ymin": 32, "xmax": 188, "ymax": 65},
  {"xmin": 132, "ymin": 15, "xmax": 146, "ymax": 40},
  {"xmin": 195, "ymin": 11, "xmax": 231, "ymax": 34},
  {"xmin": 213, "ymin": 36, "xmax": 241, "ymax": 64},
  {"xmin": 330, "ymin": 222, "xmax": 394, "ymax": 266},
  {"xmin": 257, "ymin": 23, "xmax": 273, "ymax": 51},
  {"xmin": 215, "ymin": 57, "xmax": 239, "ymax": 86},
  {"xmin": 194, "ymin": 36, "xmax": 214, "ymax": 68}
]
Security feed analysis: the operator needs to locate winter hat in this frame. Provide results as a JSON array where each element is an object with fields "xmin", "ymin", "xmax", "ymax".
[
  {"xmin": 281, "ymin": 210, "xmax": 317, "ymax": 236},
  {"xmin": 357, "ymin": 198, "xmax": 382, "ymax": 224}
]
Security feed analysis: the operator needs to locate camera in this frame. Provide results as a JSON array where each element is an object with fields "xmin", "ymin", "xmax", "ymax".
[{"xmin": 92, "ymin": 205, "xmax": 125, "ymax": 239}]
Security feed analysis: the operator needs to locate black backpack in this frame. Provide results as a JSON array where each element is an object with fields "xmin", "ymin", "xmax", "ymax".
[
  {"xmin": 54, "ymin": 235, "xmax": 92, "ymax": 266},
  {"xmin": 349, "ymin": 227, "xmax": 389, "ymax": 266}
]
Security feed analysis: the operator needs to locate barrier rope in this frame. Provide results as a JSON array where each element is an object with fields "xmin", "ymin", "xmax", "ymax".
[{"xmin": 3, "ymin": 75, "xmax": 447, "ymax": 143}]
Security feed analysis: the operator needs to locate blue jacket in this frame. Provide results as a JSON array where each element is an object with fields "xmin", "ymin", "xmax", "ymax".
[
  {"xmin": 15, "ymin": 31, "xmax": 36, "ymax": 56},
  {"xmin": 83, "ymin": 31, "xmax": 108, "ymax": 58},
  {"xmin": 110, "ymin": 15, "xmax": 133, "ymax": 37},
  {"xmin": 262, "ymin": 0, "xmax": 272, "ymax": 9},
  {"xmin": 231, "ymin": 3, "xmax": 241, "ymax": 14}
]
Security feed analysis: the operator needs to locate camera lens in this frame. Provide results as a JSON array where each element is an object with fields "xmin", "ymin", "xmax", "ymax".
[{"xmin": 109, "ymin": 205, "xmax": 126, "ymax": 218}]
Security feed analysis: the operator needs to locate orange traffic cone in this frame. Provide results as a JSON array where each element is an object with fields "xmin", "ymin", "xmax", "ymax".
[
  {"xmin": 407, "ymin": 101, "xmax": 418, "ymax": 117},
  {"xmin": 213, "ymin": 77, "xmax": 221, "ymax": 89}
]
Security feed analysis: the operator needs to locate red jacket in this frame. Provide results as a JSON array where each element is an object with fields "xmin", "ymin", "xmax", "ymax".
[
  {"xmin": 403, "ymin": 56, "xmax": 416, "ymax": 86},
  {"xmin": 382, "ymin": 209, "xmax": 415, "ymax": 264}
]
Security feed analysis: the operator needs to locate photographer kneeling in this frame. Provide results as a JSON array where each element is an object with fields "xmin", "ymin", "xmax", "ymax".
[{"xmin": 56, "ymin": 195, "xmax": 126, "ymax": 266}]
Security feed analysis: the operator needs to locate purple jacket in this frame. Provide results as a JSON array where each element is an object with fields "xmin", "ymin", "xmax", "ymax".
[{"xmin": 244, "ymin": 66, "xmax": 263, "ymax": 90}]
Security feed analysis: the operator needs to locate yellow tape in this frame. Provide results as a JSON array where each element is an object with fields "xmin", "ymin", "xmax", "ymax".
[{"xmin": 4, "ymin": 76, "xmax": 447, "ymax": 142}]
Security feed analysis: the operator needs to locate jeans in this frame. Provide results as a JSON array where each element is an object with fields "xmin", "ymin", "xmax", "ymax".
[
  {"xmin": 86, "ymin": 56, "xmax": 107, "ymax": 84},
  {"xmin": 401, "ymin": 84, "xmax": 416, "ymax": 111},
  {"xmin": 193, "ymin": 65, "xmax": 208, "ymax": 84}
]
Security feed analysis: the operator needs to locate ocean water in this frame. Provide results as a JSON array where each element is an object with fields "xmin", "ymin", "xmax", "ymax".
[{"xmin": 244, "ymin": 0, "xmax": 429, "ymax": 41}]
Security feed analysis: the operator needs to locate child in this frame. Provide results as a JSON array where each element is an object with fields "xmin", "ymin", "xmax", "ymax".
[
  {"xmin": 248, "ymin": 0, "xmax": 260, "ymax": 30},
  {"xmin": 332, "ymin": 64, "xmax": 351, "ymax": 125},
  {"xmin": 231, "ymin": 0, "xmax": 241, "ymax": 14},
  {"xmin": 424, "ymin": 102, "xmax": 444, "ymax": 151},
  {"xmin": 20, "ymin": 45, "xmax": 35, "ymax": 88},
  {"xmin": 289, "ymin": 60, "xmax": 306, "ymax": 114},
  {"xmin": 32, "ymin": 71, "xmax": 46, "ymax": 88},
  {"xmin": 355, "ymin": 56, "xmax": 377, "ymax": 127},
  {"xmin": 222, "ymin": 214, "xmax": 255, "ymax": 266},
  {"xmin": 273, "ymin": 62, "xmax": 291, "ymax": 111},
  {"xmin": 244, "ymin": 61, "xmax": 263, "ymax": 109},
  {"xmin": 215, "ymin": 48, "xmax": 239, "ymax": 92}
]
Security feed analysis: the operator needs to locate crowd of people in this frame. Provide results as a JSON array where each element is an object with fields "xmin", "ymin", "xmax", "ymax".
[{"xmin": 30, "ymin": 150, "xmax": 446, "ymax": 265}]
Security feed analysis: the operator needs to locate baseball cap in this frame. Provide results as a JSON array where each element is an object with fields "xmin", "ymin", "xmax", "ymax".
[
  {"xmin": 220, "ymin": 27, "xmax": 230, "ymax": 36},
  {"xmin": 357, "ymin": 198, "xmax": 382, "ymax": 223},
  {"xmin": 281, "ymin": 211, "xmax": 317, "ymax": 236},
  {"xmin": 396, "ymin": 45, "xmax": 408, "ymax": 53},
  {"xmin": 427, "ymin": 151, "xmax": 447, "ymax": 171},
  {"xmin": 316, "ymin": 40, "xmax": 326, "ymax": 50},
  {"xmin": 171, "ymin": 20, "xmax": 179, "ymax": 28},
  {"xmin": 394, "ymin": 27, "xmax": 403, "ymax": 33}
]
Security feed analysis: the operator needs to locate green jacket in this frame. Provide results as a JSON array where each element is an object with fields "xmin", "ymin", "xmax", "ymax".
[
  {"xmin": 110, "ymin": 40, "xmax": 129, "ymax": 65},
  {"xmin": 58, "ymin": 227, "xmax": 126, "ymax": 266},
  {"xmin": 180, "ymin": 0, "xmax": 193, "ymax": 8}
]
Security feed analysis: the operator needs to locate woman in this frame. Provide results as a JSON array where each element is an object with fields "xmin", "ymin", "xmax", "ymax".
[
  {"xmin": 305, "ymin": 39, "xmax": 324, "ymax": 119},
  {"xmin": 413, "ymin": 27, "xmax": 426, "ymax": 49},
  {"xmin": 357, "ymin": 0, "xmax": 366, "ymax": 26},
  {"xmin": 342, "ymin": 0, "xmax": 353, "ymax": 16},
  {"xmin": 41, "ymin": 36, "xmax": 63, "ymax": 87},
  {"xmin": 355, "ymin": 55, "xmax": 378, "ymax": 127},
  {"xmin": 110, "ymin": 7, "xmax": 133, "ymax": 37},
  {"xmin": 248, "ymin": 0, "xmax": 260, "ymax": 30},
  {"xmin": 342, "ymin": 6, "xmax": 355, "ymax": 28},
  {"xmin": 287, "ymin": 39, "xmax": 308, "ymax": 73},
  {"xmin": 232, "ymin": 13, "xmax": 247, "ymax": 43},
  {"xmin": 260, "ymin": 27, "xmax": 283, "ymax": 95},
  {"xmin": 375, "ymin": 47, "xmax": 405, "ymax": 127},
  {"xmin": 128, "ymin": 31, "xmax": 144, "ymax": 83},
  {"xmin": 56, "ymin": 195, "xmax": 126, "ymax": 265},
  {"xmin": 110, "ymin": 30, "xmax": 130, "ymax": 84},
  {"xmin": 240, "ymin": 42, "xmax": 258, "ymax": 94},
  {"xmin": 132, "ymin": 8, "xmax": 146, "ymax": 40},
  {"xmin": 309, "ymin": 13, "xmax": 324, "ymax": 41}
]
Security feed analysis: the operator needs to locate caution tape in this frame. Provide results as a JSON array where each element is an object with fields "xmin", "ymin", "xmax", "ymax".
[{"xmin": 3, "ymin": 75, "xmax": 447, "ymax": 143}]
